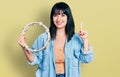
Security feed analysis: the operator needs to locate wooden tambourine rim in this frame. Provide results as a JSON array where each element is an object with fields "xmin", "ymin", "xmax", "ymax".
[{"xmin": 22, "ymin": 22, "xmax": 50, "ymax": 52}]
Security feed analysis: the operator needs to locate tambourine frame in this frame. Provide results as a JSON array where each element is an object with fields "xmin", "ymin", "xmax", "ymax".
[{"xmin": 22, "ymin": 22, "xmax": 50, "ymax": 52}]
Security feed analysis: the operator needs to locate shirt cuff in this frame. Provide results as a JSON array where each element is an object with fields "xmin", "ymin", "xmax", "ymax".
[
  {"xmin": 28, "ymin": 55, "xmax": 37, "ymax": 66},
  {"xmin": 81, "ymin": 46, "xmax": 93, "ymax": 54}
]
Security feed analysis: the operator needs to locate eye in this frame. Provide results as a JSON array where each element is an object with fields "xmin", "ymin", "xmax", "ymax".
[
  {"xmin": 62, "ymin": 14, "xmax": 66, "ymax": 17},
  {"xmin": 53, "ymin": 14, "xmax": 57, "ymax": 17}
]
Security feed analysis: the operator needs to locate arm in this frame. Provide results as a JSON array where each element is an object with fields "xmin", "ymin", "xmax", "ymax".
[
  {"xmin": 18, "ymin": 34, "xmax": 34, "ymax": 62},
  {"xmin": 78, "ymin": 22, "xmax": 94, "ymax": 63},
  {"xmin": 73, "ymin": 33, "xmax": 94, "ymax": 63},
  {"xmin": 79, "ymin": 21, "xmax": 89, "ymax": 52}
]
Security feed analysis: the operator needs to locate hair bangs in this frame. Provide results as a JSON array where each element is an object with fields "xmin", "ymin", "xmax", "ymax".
[
  {"xmin": 52, "ymin": 3, "xmax": 69, "ymax": 16},
  {"xmin": 50, "ymin": 2, "xmax": 75, "ymax": 41}
]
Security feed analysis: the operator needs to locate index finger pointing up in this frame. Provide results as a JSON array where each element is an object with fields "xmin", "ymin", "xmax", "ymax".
[{"xmin": 80, "ymin": 21, "xmax": 83, "ymax": 31}]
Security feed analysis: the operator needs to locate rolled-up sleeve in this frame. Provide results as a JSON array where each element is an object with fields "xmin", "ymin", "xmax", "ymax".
[
  {"xmin": 80, "ymin": 46, "xmax": 94, "ymax": 63},
  {"xmin": 73, "ymin": 33, "xmax": 94, "ymax": 63},
  {"xmin": 28, "ymin": 53, "xmax": 41, "ymax": 66},
  {"xmin": 27, "ymin": 33, "xmax": 45, "ymax": 66}
]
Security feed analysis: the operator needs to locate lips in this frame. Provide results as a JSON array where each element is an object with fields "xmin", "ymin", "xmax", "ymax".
[{"xmin": 56, "ymin": 21, "xmax": 63, "ymax": 25}]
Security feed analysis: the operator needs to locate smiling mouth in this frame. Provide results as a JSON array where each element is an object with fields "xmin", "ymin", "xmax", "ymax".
[
  {"xmin": 56, "ymin": 21, "xmax": 63, "ymax": 25},
  {"xmin": 57, "ymin": 23, "xmax": 62, "ymax": 25}
]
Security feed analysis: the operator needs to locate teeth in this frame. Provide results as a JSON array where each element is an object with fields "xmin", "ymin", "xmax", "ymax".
[{"xmin": 57, "ymin": 22, "xmax": 62, "ymax": 25}]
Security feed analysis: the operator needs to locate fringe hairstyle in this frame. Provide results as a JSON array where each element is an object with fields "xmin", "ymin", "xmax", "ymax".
[{"xmin": 49, "ymin": 2, "xmax": 75, "ymax": 42}]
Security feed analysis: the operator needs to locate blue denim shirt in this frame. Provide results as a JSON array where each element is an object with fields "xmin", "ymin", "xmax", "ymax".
[{"xmin": 28, "ymin": 32, "xmax": 94, "ymax": 77}]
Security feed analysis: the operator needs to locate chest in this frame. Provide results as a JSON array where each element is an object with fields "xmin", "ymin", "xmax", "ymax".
[{"xmin": 53, "ymin": 38, "xmax": 66, "ymax": 63}]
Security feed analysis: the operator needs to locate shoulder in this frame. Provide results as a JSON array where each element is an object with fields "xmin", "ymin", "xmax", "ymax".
[
  {"xmin": 37, "ymin": 32, "xmax": 48, "ymax": 40},
  {"xmin": 72, "ymin": 33, "xmax": 82, "ymax": 41},
  {"xmin": 70, "ymin": 33, "xmax": 83, "ymax": 45},
  {"xmin": 68, "ymin": 33, "xmax": 83, "ymax": 49},
  {"xmin": 32, "ymin": 32, "xmax": 48, "ymax": 48}
]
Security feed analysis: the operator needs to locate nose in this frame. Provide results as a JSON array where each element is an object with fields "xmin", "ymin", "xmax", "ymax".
[{"xmin": 56, "ymin": 15, "xmax": 61, "ymax": 21}]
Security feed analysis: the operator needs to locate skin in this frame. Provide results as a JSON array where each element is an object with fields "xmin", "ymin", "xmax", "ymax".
[
  {"xmin": 53, "ymin": 10, "xmax": 67, "ymax": 74},
  {"xmin": 79, "ymin": 21, "xmax": 89, "ymax": 52},
  {"xmin": 17, "ymin": 10, "xmax": 89, "ymax": 72}
]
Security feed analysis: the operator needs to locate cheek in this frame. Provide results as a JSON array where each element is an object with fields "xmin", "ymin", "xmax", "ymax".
[
  {"xmin": 64, "ymin": 17, "xmax": 67, "ymax": 22},
  {"xmin": 53, "ymin": 17, "xmax": 57, "ymax": 22},
  {"xmin": 52, "ymin": 18, "xmax": 56, "ymax": 23},
  {"xmin": 64, "ymin": 18, "xmax": 67, "ymax": 24}
]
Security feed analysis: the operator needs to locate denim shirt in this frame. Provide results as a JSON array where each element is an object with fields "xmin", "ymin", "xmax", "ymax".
[{"xmin": 28, "ymin": 32, "xmax": 94, "ymax": 77}]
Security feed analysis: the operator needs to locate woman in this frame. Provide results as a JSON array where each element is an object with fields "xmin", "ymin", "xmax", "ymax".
[{"xmin": 18, "ymin": 2, "xmax": 94, "ymax": 77}]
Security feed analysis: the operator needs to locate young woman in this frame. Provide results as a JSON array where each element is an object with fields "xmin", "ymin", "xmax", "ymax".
[{"xmin": 18, "ymin": 2, "xmax": 94, "ymax": 77}]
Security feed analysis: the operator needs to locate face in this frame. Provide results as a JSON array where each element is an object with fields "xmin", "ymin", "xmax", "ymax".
[{"xmin": 53, "ymin": 10, "xmax": 67, "ymax": 29}]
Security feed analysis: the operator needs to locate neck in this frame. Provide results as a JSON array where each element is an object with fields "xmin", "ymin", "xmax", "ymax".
[{"xmin": 56, "ymin": 28, "xmax": 66, "ymax": 37}]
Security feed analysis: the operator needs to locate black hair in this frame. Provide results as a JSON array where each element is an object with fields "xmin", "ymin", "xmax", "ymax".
[{"xmin": 49, "ymin": 2, "xmax": 75, "ymax": 42}]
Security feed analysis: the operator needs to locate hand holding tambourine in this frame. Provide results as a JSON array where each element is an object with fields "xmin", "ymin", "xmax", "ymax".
[{"xmin": 18, "ymin": 22, "xmax": 50, "ymax": 52}]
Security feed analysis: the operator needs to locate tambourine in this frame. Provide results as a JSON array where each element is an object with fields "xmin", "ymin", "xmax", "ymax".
[{"xmin": 22, "ymin": 22, "xmax": 50, "ymax": 52}]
